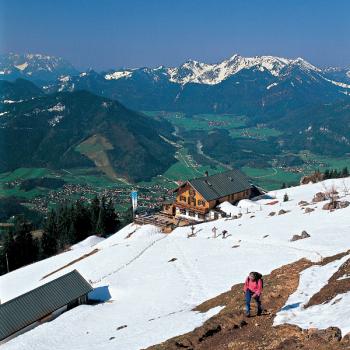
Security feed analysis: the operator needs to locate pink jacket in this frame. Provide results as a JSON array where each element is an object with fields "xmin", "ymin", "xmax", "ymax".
[{"xmin": 244, "ymin": 277, "xmax": 263, "ymax": 296}]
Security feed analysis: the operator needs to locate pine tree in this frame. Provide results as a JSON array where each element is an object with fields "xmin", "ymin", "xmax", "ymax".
[
  {"xmin": 90, "ymin": 196, "xmax": 100, "ymax": 233},
  {"xmin": 96, "ymin": 196, "xmax": 111, "ymax": 236},
  {"xmin": 0, "ymin": 247, "xmax": 7, "ymax": 275},
  {"xmin": 67, "ymin": 221, "xmax": 76, "ymax": 246},
  {"xmin": 41, "ymin": 210, "xmax": 58, "ymax": 258},
  {"xmin": 283, "ymin": 193, "xmax": 289, "ymax": 202},
  {"xmin": 342, "ymin": 166, "xmax": 349, "ymax": 177},
  {"xmin": 56, "ymin": 204, "xmax": 73, "ymax": 249},
  {"xmin": 104, "ymin": 198, "xmax": 119, "ymax": 235},
  {"xmin": 281, "ymin": 183, "xmax": 286, "ymax": 189},
  {"xmin": 41, "ymin": 231, "xmax": 57, "ymax": 258},
  {"xmin": 9, "ymin": 216, "xmax": 38, "ymax": 269},
  {"xmin": 121, "ymin": 205, "xmax": 134, "ymax": 227},
  {"xmin": 96, "ymin": 205, "xmax": 107, "ymax": 236},
  {"xmin": 1, "ymin": 232, "xmax": 15, "ymax": 273},
  {"xmin": 73, "ymin": 200, "xmax": 92, "ymax": 242}
]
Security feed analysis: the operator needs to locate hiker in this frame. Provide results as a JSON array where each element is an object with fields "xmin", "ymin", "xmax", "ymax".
[
  {"xmin": 222, "ymin": 230, "xmax": 227, "ymax": 239},
  {"xmin": 243, "ymin": 271, "xmax": 263, "ymax": 317},
  {"xmin": 212, "ymin": 226, "xmax": 218, "ymax": 238},
  {"xmin": 188, "ymin": 225, "xmax": 195, "ymax": 238}
]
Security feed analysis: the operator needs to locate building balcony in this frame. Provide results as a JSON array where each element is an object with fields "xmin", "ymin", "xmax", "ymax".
[{"xmin": 174, "ymin": 201, "xmax": 209, "ymax": 214}]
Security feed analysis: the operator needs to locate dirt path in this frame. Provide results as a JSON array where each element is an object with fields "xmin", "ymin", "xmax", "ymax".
[{"xmin": 146, "ymin": 252, "xmax": 350, "ymax": 350}]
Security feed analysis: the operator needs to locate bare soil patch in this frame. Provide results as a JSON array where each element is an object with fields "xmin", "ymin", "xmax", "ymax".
[{"xmin": 41, "ymin": 248, "xmax": 99, "ymax": 280}]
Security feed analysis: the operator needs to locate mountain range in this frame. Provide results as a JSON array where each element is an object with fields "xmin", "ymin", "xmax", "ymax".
[
  {"xmin": 0, "ymin": 53, "xmax": 78, "ymax": 83},
  {"xmin": 1, "ymin": 52, "xmax": 349, "ymax": 117},
  {"xmin": 34, "ymin": 54, "xmax": 350, "ymax": 121},
  {"xmin": 0, "ymin": 52, "xmax": 349, "ymax": 181}
]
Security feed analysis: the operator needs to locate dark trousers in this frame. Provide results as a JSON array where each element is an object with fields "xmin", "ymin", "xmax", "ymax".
[{"xmin": 245, "ymin": 289, "xmax": 262, "ymax": 314}]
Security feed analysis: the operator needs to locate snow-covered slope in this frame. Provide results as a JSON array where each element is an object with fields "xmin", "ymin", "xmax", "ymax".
[
  {"xmin": 323, "ymin": 66, "xmax": 350, "ymax": 85},
  {"xmin": 1, "ymin": 178, "xmax": 350, "ymax": 349}
]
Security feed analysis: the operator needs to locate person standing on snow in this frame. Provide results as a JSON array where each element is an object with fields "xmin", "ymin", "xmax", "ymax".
[
  {"xmin": 188, "ymin": 225, "xmax": 195, "ymax": 238},
  {"xmin": 243, "ymin": 271, "xmax": 263, "ymax": 317}
]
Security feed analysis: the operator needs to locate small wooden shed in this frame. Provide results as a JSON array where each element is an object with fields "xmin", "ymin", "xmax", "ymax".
[{"xmin": 0, "ymin": 269, "xmax": 93, "ymax": 343}]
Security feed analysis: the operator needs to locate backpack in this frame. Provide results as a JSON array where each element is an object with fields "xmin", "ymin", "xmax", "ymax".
[{"xmin": 251, "ymin": 272, "xmax": 263, "ymax": 288}]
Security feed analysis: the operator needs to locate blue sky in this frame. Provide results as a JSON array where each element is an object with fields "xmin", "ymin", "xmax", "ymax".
[{"xmin": 1, "ymin": 0, "xmax": 349, "ymax": 70}]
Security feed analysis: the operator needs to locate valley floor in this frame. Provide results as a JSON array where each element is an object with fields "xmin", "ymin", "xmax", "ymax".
[{"xmin": 1, "ymin": 178, "xmax": 350, "ymax": 349}]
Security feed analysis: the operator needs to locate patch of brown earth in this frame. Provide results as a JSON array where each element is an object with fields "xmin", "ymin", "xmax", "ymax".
[
  {"xmin": 146, "ymin": 252, "xmax": 350, "ymax": 350},
  {"xmin": 306, "ymin": 254, "xmax": 350, "ymax": 308},
  {"xmin": 125, "ymin": 228, "xmax": 138, "ymax": 239},
  {"xmin": 41, "ymin": 248, "xmax": 99, "ymax": 280}
]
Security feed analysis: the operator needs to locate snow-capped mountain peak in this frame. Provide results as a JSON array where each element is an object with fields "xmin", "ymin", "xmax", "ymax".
[
  {"xmin": 105, "ymin": 70, "xmax": 133, "ymax": 80},
  {"xmin": 104, "ymin": 54, "xmax": 323, "ymax": 85},
  {"xmin": 0, "ymin": 52, "xmax": 78, "ymax": 81},
  {"xmin": 166, "ymin": 54, "xmax": 319, "ymax": 85}
]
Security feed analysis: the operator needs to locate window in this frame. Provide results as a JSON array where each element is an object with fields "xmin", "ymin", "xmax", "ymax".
[
  {"xmin": 198, "ymin": 200, "xmax": 206, "ymax": 206},
  {"xmin": 188, "ymin": 197, "xmax": 196, "ymax": 206},
  {"xmin": 179, "ymin": 195, "xmax": 186, "ymax": 202},
  {"xmin": 180, "ymin": 208, "xmax": 186, "ymax": 215},
  {"xmin": 188, "ymin": 211, "xmax": 195, "ymax": 217}
]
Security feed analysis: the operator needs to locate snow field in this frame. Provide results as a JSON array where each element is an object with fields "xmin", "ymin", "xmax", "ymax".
[{"xmin": 1, "ymin": 177, "xmax": 350, "ymax": 349}]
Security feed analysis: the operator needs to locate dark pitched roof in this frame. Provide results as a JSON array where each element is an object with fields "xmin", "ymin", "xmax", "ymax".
[
  {"xmin": 188, "ymin": 169, "xmax": 251, "ymax": 201},
  {"xmin": 0, "ymin": 269, "xmax": 92, "ymax": 341}
]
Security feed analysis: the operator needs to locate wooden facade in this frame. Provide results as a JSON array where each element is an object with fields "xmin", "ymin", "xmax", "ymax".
[
  {"xmin": 168, "ymin": 170, "xmax": 253, "ymax": 221},
  {"xmin": 174, "ymin": 183, "xmax": 251, "ymax": 219}
]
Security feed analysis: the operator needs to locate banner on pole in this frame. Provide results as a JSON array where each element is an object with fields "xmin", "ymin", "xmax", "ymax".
[{"xmin": 131, "ymin": 190, "xmax": 138, "ymax": 212}]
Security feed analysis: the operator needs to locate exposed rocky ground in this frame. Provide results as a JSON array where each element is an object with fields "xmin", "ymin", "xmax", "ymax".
[{"xmin": 147, "ymin": 252, "xmax": 350, "ymax": 350}]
